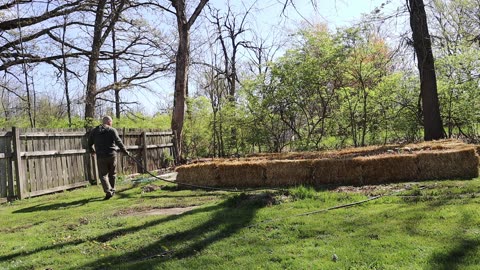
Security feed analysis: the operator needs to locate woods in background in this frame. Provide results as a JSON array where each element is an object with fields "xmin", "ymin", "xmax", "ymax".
[{"xmin": 1, "ymin": 0, "xmax": 479, "ymax": 159}]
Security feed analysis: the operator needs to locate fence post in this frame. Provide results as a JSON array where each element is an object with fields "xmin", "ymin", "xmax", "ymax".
[
  {"xmin": 6, "ymin": 130, "xmax": 14, "ymax": 199},
  {"xmin": 142, "ymin": 131, "xmax": 148, "ymax": 173},
  {"xmin": 121, "ymin": 127, "xmax": 126, "ymax": 174},
  {"xmin": 0, "ymin": 130, "xmax": 7, "ymax": 199},
  {"xmin": 12, "ymin": 127, "xmax": 26, "ymax": 199}
]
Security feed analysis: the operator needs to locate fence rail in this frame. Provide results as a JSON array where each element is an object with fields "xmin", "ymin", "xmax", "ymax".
[{"xmin": 0, "ymin": 127, "xmax": 176, "ymax": 201}]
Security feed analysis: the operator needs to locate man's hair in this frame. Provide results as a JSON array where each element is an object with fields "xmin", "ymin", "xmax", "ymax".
[{"xmin": 102, "ymin": 116, "xmax": 113, "ymax": 125}]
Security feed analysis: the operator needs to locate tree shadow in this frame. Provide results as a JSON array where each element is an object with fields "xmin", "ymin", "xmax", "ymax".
[
  {"xmin": 116, "ymin": 181, "xmax": 232, "ymax": 200},
  {"xmin": 386, "ymin": 195, "xmax": 480, "ymax": 269},
  {"xmin": 77, "ymin": 192, "xmax": 274, "ymax": 269},
  {"xmin": 13, "ymin": 198, "xmax": 103, "ymax": 213},
  {"xmin": 12, "ymin": 183, "xmax": 149, "ymax": 213},
  {"xmin": 428, "ymin": 239, "xmax": 480, "ymax": 270},
  {"xmin": 0, "ymin": 203, "xmax": 219, "ymax": 263},
  {"xmin": 141, "ymin": 192, "xmax": 228, "ymax": 199},
  {"xmin": 426, "ymin": 204, "xmax": 480, "ymax": 270}
]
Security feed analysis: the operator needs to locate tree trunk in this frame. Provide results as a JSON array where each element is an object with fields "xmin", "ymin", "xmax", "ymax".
[
  {"xmin": 84, "ymin": 0, "xmax": 107, "ymax": 126},
  {"xmin": 170, "ymin": 0, "xmax": 208, "ymax": 163},
  {"xmin": 112, "ymin": 0, "xmax": 120, "ymax": 120},
  {"xmin": 408, "ymin": 0, "xmax": 444, "ymax": 140},
  {"xmin": 62, "ymin": 15, "xmax": 72, "ymax": 127},
  {"xmin": 172, "ymin": 22, "xmax": 189, "ymax": 163}
]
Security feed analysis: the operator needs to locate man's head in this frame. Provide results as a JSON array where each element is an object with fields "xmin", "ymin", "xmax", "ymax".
[{"xmin": 102, "ymin": 116, "xmax": 113, "ymax": 126}]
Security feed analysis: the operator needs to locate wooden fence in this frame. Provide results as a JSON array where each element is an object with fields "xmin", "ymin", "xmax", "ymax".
[{"xmin": 0, "ymin": 127, "xmax": 175, "ymax": 202}]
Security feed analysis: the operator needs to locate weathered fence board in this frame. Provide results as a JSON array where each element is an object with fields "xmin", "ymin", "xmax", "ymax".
[
  {"xmin": 0, "ymin": 127, "xmax": 175, "ymax": 202},
  {"xmin": 0, "ymin": 129, "xmax": 13, "ymax": 200}
]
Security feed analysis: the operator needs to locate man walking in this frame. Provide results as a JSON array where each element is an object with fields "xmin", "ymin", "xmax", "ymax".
[{"xmin": 88, "ymin": 116, "xmax": 129, "ymax": 200}]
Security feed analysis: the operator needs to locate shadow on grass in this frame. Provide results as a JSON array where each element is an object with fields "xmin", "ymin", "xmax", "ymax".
[
  {"xmin": 13, "ymin": 197, "xmax": 104, "ymax": 213},
  {"xmin": 115, "ymin": 183, "xmax": 230, "ymax": 200},
  {"xmin": 427, "ymin": 201, "xmax": 480, "ymax": 270},
  {"xmin": 397, "ymin": 194, "xmax": 480, "ymax": 269},
  {"xmin": 12, "ymin": 183, "xmax": 145, "ymax": 213},
  {"xmin": 428, "ymin": 239, "xmax": 480, "ymax": 270},
  {"xmin": 0, "ymin": 202, "xmax": 219, "ymax": 263},
  {"xmin": 141, "ymin": 192, "xmax": 228, "ymax": 200},
  {"xmin": 77, "ymin": 192, "xmax": 273, "ymax": 269}
]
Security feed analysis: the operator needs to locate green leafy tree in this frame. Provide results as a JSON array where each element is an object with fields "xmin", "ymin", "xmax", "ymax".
[
  {"xmin": 267, "ymin": 25, "xmax": 345, "ymax": 150},
  {"xmin": 338, "ymin": 27, "xmax": 395, "ymax": 146},
  {"xmin": 242, "ymin": 77, "xmax": 293, "ymax": 152},
  {"xmin": 430, "ymin": 0, "xmax": 480, "ymax": 139},
  {"xmin": 183, "ymin": 96, "xmax": 213, "ymax": 158}
]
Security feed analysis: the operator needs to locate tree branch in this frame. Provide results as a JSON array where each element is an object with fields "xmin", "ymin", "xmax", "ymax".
[{"xmin": 0, "ymin": 1, "xmax": 91, "ymax": 31}]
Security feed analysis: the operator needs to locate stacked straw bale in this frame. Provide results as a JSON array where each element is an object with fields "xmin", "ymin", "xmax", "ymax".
[
  {"xmin": 175, "ymin": 140, "xmax": 479, "ymax": 188},
  {"xmin": 416, "ymin": 147, "xmax": 478, "ymax": 180},
  {"xmin": 265, "ymin": 160, "xmax": 312, "ymax": 186},
  {"xmin": 217, "ymin": 162, "xmax": 265, "ymax": 187},
  {"xmin": 311, "ymin": 158, "xmax": 362, "ymax": 186},
  {"xmin": 359, "ymin": 154, "xmax": 418, "ymax": 185},
  {"xmin": 175, "ymin": 162, "xmax": 218, "ymax": 186}
]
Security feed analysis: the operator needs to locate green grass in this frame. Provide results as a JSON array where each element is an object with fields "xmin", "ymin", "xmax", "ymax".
[{"xmin": 2, "ymin": 178, "xmax": 480, "ymax": 269}]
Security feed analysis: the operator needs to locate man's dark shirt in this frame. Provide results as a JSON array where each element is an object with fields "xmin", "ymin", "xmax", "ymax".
[{"xmin": 88, "ymin": 124, "xmax": 127, "ymax": 157}]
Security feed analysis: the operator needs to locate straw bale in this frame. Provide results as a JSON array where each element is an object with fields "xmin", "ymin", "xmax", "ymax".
[
  {"xmin": 175, "ymin": 162, "xmax": 218, "ymax": 186},
  {"xmin": 359, "ymin": 154, "xmax": 418, "ymax": 184},
  {"xmin": 311, "ymin": 158, "xmax": 363, "ymax": 186},
  {"xmin": 265, "ymin": 160, "xmax": 313, "ymax": 186},
  {"xmin": 404, "ymin": 139, "xmax": 467, "ymax": 152},
  {"xmin": 176, "ymin": 140, "xmax": 478, "ymax": 189},
  {"xmin": 475, "ymin": 145, "xmax": 480, "ymax": 156},
  {"xmin": 216, "ymin": 161, "xmax": 266, "ymax": 187},
  {"xmin": 417, "ymin": 147, "xmax": 479, "ymax": 180}
]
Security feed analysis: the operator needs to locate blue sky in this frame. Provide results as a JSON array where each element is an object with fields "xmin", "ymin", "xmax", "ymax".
[
  {"xmin": 207, "ymin": 0, "xmax": 403, "ymax": 29},
  {"xmin": 138, "ymin": 0, "xmax": 406, "ymax": 115}
]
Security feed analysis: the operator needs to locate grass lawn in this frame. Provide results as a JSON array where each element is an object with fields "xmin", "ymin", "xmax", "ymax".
[{"xmin": 1, "ymin": 176, "xmax": 480, "ymax": 269}]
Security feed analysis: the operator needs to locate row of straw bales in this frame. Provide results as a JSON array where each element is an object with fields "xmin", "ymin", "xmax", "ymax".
[{"xmin": 176, "ymin": 141, "xmax": 479, "ymax": 188}]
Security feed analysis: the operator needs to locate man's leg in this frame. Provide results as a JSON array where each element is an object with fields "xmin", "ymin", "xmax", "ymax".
[
  {"xmin": 107, "ymin": 155, "xmax": 117, "ymax": 194},
  {"xmin": 97, "ymin": 157, "xmax": 113, "ymax": 198}
]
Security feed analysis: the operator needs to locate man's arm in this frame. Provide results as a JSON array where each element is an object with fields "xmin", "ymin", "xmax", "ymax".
[{"xmin": 112, "ymin": 128, "xmax": 129, "ymax": 155}]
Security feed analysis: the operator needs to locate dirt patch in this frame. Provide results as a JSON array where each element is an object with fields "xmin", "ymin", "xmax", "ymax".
[
  {"xmin": 333, "ymin": 183, "xmax": 419, "ymax": 196},
  {"xmin": 0, "ymin": 222, "xmax": 43, "ymax": 233},
  {"xmin": 141, "ymin": 184, "xmax": 164, "ymax": 193},
  {"xmin": 122, "ymin": 206, "xmax": 198, "ymax": 217}
]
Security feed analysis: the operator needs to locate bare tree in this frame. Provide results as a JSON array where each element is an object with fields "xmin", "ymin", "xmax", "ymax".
[
  {"xmin": 84, "ymin": 0, "xmax": 124, "ymax": 124},
  {"xmin": 0, "ymin": 0, "xmax": 88, "ymax": 31},
  {"xmin": 166, "ymin": 0, "xmax": 209, "ymax": 162},
  {"xmin": 1, "ymin": 1, "xmax": 173, "ymax": 126},
  {"xmin": 208, "ymin": 1, "xmax": 254, "ymax": 100},
  {"xmin": 60, "ymin": 14, "xmax": 74, "ymax": 127},
  {"xmin": 111, "ymin": 0, "xmax": 121, "ymax": 120},
  {"xmin": 0, "ymin": 1, "xmax": 93, "ymax": 72}
]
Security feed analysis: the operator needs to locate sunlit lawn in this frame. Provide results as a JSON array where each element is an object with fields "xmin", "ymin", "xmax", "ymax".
[{"xmin": 1, "ymin": 177, "xmax": 480, "ymax": 269}]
